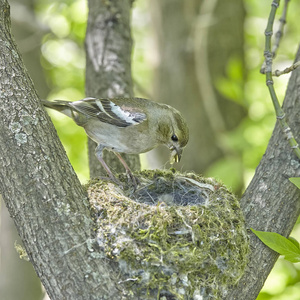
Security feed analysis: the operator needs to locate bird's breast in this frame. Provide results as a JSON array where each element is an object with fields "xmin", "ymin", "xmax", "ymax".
[{"xmin": 83, "ymin": 121, "xmax": 156, "ymax": 154}]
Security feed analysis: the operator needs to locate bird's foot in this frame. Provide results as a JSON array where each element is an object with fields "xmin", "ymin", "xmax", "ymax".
[{"xmin": 125, "ymin": 171, "xmax": 140, "ymax": 191}]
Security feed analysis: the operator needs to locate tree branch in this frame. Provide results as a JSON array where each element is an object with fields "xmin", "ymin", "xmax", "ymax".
[
  {"xmin": 85, "ymin": 0, "xmax": 140, "ymax": 178},
  {"xmin": 273, "ymin": 60, "xmax": 300, "ymax": 76},
  {"xmin": 225, "ymin": 45, "xmax": 300, "ymax": 300},
  {"xmin": 2, "ymin": 0, "xmax": 300, "ymax": 298},
  {"xmin": 0, "ymin": 1, "xmax": 112, "ymax": 298},
  {"xmin": 263, "ymin": 0, "xmax": 300, "ymax": 159}
]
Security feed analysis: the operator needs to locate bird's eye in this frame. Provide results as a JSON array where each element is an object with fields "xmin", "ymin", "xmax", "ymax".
[{"xmin": 171, "ymin": 134, "xmax": 178, "ymax": 142}]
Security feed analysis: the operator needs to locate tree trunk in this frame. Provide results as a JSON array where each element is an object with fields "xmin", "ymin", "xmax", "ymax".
[
  {"xmin": 85, "ymin": 0, "xmax": 140, "ymax": 178},
  {"xmin": 0, "ymin": 1, "xmax": 106, "ymax": 298},
  {"xmin": 225, "ymin": 45, "xmax": 300, "ymax": 299},
  {"xmin": 0, "ymin": 0, "xmax": 48, "ymax": 299},
  {"xmin": 151, "ymin": 0, "xmax": 246, "ymax": 179},
  {"xmin": 1, "ymin": 0, "xmax": 300, "ymax": 298},
  {"xmin": 0, "ymin": 198, "xmax": 43, "ymax": 300}
]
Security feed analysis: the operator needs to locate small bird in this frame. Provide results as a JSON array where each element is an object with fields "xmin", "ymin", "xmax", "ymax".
[{"xmin": 42, "ymin": 97, "xmax": 189, "ymax": 186}]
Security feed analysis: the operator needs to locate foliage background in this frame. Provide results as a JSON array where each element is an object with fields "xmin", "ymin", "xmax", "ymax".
[{"xmin": 2, "ymin": 0, "xmax": 300, "ymax": 299}]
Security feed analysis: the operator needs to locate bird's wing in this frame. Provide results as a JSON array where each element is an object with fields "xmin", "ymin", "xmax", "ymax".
[{"xmin": 69, "ymin": 98, "xmax": 147, "ymax": 128}]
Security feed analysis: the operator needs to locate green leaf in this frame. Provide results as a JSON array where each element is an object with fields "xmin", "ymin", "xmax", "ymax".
[
  {"xmin": 289, "ymin": 177, "xmax": 300, "ymax": 189},
  {"xmin": 251, "ymin": 228, "xmax": 300, "ymax": 263},
  {"xmin": 288, "ymin": 237, "xmax": 300, "ymax": 249}
]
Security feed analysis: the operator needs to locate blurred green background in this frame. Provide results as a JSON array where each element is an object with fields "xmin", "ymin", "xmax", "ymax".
[{"xmin": 2, "ymin": 0, "xmax": 300, "ymax": 299}]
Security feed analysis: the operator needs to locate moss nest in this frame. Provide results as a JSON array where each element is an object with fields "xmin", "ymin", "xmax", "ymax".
[{"xmin": 88, "ymin": 170, "xmax": 249, "ymax": 300}]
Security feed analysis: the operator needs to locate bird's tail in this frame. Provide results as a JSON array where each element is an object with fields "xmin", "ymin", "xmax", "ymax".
[{"xmin": 41, "ymin": 99, "xmax": 73, "ymax": 118}]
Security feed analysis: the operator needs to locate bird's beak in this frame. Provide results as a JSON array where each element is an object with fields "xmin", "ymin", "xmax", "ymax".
[{"xmin": 169, "ymin": 146, "xmax": 183, "ymax": 164}]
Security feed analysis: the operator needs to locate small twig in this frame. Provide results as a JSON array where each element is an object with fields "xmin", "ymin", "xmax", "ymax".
[
  {"xmin": 261, "ymin": 0, "xmax": 290, "ymax": 74},
  {"xmin": 272, "ymin": 0, "xmax": 290, "ymax": 58},
  {"xmin": 273, "ymin": 61, "xmax": 300, "ymax": 77},
  {"xmin": 264, "ymin": 0, "xmax": 300, "ymax": 159}
]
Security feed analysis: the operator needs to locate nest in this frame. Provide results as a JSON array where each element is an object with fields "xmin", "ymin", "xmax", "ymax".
[{"xmin": 87, "ymin": 170, "xmax": 249, "ymax": 300}]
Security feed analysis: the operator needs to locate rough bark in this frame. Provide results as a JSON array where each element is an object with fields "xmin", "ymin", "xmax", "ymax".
[
  {"xmin": 0, "ymin": 197, "xmax": 43, "ymax": 300},
  {"xmin": 0, "ymin": 1, "xmax": 108, "ymax": 299},
  {"xmin": 0, "ymin": 0, "xmax": 48, "ymax": 299},
  {"xmin": 85, "ymin": 0, "xmax": 140, "ymax": 178},
  {"xmin": 1, "ymin": 0, "xmax": 300, "ymax": 298},
  {"xmin": 225, "ymin": 46, "xmax": 300, "ymax": 299}
]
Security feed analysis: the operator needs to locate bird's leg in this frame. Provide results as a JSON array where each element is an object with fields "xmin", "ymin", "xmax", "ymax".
[
  {"xmin": 114, "ymin": 152, "xmax": 139, "ymax": 188},
  {"xmin": 95, "ymin": 145, "xmax": 120, "ymax": 184}
]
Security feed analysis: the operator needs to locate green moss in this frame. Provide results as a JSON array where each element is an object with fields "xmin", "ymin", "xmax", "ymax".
[{"xmin": 88, "ymin": 170, "xmax": 249, "ymax": 299}]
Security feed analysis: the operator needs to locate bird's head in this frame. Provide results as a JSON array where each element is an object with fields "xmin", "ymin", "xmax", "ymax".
[{"xmin": 157, "ymin": 105, "xmax": 189, "ymax": 164}]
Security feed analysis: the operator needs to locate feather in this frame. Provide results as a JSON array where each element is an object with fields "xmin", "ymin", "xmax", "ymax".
[{"xmin": 69, "ymin": 98, "xmax": 147, "ymax": 128}]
